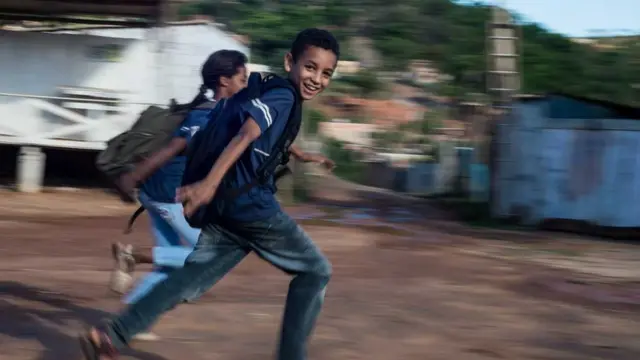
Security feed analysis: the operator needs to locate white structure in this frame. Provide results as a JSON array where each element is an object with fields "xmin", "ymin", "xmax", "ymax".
[
  {"xmin": 0, "ymin": 21, "xmax": 249, "ymax": 190},
  {"xmin": 246, "ymin": 63, "xmax": 271, "ymax": 74},
  {"xmin": 318, "ymin": 121, "xmax": 378, "ymax": 147}
]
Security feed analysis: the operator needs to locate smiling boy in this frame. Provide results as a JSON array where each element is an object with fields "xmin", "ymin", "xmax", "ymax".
[{"xmin": 80, "ymin": 28, "xmax": 339, "ymax": 360}]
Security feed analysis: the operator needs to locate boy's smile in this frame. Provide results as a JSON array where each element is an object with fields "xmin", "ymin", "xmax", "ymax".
[{"xmin": 286, "ymin": 46, "xmax": 337, "ymax": 101}]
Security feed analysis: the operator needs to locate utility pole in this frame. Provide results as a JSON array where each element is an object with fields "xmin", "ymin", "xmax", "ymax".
[{"xmin": 485, "ymin": 5, "xmax": 521, "ymax": 213}]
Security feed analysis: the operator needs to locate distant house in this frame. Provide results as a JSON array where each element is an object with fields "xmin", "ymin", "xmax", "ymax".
[
  {"xmin": 318, "ymin": 121, "xmax": 378, "ymax": 147},
  {"xmin": 407, "ymin": 60, "xmax": 446, "ymax": 85},
  {"xmin": 324, "ymin": 96, "xmax": 425, "ymax": 127}
]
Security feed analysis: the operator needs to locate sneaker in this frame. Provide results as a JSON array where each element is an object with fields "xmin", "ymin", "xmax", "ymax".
[
  {"xmin": 109, "ymin": 242, "xmax": 135, "ymax": 294},
  {"xmin": 132, "ymin": 331, "xmax": 161, "ymax": 341}
]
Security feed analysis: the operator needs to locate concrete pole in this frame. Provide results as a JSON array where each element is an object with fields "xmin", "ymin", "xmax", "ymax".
[
  {"xmin": 16, "ymin": 146, "xmax": 46, "ymax": 193},
  {"xmin": 486, "ymin": 6, "xmax": 520, "ymax": 211}
]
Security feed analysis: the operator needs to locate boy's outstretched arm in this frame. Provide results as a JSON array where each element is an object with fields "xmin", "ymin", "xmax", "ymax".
[
  {"xmin": 289, "ymin": 144, "xmax": 335, "ymax": 169},
  {"xmin": 176, "ymin": 117, "xmax": 262, "ymax": 216}
]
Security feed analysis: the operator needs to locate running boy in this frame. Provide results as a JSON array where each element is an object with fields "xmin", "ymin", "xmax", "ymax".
[{"xmin": 80, "ymin": 28, "xmax": 339, "ymax": 360}]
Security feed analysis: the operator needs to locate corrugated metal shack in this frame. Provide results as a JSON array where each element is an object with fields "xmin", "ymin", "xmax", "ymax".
[{"xmin": 493, "ymin": 93, "xmax": 640, "ymax": 233}]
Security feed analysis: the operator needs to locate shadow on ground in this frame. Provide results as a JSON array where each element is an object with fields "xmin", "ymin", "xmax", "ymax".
[{"xmin": 0, "ymin": 281, "xmax": 168, "ymax": 360}]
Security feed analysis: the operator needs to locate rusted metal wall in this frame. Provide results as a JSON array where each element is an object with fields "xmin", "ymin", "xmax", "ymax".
[{"xmin": 494, "ymin": 97, "xmax": 640, "ymax": 227}]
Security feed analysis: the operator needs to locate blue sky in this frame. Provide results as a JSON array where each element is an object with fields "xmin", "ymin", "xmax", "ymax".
[{"xmin": 458, "ymin": 0, "xmax": 639, "ymax": 37}]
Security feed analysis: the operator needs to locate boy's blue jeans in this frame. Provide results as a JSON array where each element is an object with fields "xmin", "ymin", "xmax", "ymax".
[{"xmin": 105, "ymin": 210, "xmax": 332, "ymax": 360}]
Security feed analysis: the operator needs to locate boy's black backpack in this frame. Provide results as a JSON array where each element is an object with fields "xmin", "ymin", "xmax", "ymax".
[
  {"xmin": 96, "ymin": 100, "xmax": 216, "ymax": 202},
  {"xmin": 181, "ymin": 72, "xmax": 302, "ymax": 228}
]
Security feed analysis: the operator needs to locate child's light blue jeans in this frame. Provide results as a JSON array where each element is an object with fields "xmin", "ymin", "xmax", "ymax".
[{"xmin": 123, "ymin": 190, "xmax": 202, "ymax": 304}]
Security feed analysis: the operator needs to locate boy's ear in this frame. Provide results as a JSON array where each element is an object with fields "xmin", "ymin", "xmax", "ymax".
[{"xmin": 284, "ymin": 52, "xmax": 293, "ymax": 72}]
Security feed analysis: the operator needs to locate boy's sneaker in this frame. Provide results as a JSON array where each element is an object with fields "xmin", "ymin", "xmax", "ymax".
[
  {"xmin": 133, "ymin": 331, "xmax": 161, "ymax": 341},
  {"xmin": 109, "ymin": 242, "xmax": 135, "ymax": 294}
]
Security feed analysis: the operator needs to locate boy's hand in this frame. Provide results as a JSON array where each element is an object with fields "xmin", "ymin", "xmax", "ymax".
[
  {"xmin": 176, "ymin": 181, "xmax": 218, "ymax": 217},
  {"xmin": 310, "ymin": 154, "xmax": 335, "ymax": 171}
]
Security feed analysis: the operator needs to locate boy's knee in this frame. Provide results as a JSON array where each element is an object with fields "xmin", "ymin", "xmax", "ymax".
[{"xmin": 314, "ymin": 257, "xmax": 332, "ymax": 283}]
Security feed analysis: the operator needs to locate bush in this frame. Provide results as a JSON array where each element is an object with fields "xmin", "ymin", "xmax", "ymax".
[
  {"xmin": 418, "ymin": 110, "xmax": 444, "ymax": 134},
  {"xmin": 303, "ymin": 108, "xmax": 327, "ymax": 135},
  {"xmin": 324, "ymin": 138, "xmax": 367, "ymax": 183},
  {"xmin": 371, "ymin": 130, "xmax": 404, "ymax": 149}
]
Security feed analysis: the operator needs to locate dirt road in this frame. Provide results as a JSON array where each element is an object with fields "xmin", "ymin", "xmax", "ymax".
[{"xmin": 0, "ymin": 189, "xmax": 638, "ymax": 360}]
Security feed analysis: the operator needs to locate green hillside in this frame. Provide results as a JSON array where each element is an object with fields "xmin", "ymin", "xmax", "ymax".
[{"xmin": 180, "ymin": 0, "xmax": 640, "ymax": 106}]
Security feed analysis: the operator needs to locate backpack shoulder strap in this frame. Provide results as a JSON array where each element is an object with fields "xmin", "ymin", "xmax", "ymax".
[
  {"xmin": 194, "ymin": 100, "xmax": 218, "ymax": 110},
  {"xmin": 244, "ymin": 72, "xmax": 265, "ymax": 99},
  {"xmin": 257, "ymin": 74, "xmax": 302, "ymax": 170},
  {"xmin": 223, "ymin": 74, "xmax": 302, "ymax": 199}
]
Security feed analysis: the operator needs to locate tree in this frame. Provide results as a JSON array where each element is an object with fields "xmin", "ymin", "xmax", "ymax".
[
  {"xmin": 322, "ymin": 0, "xmax": 353, "ymax": 28},
  {"xmin": 401, "ymin": 109, "xmax": 445, "ymax": 135},
  {"xmin": 372, "ymin": 130, "xmax": 404, "ymax": 149},
  {"xmin": 339, "ymin": 69, "xmax": 385, "ymax": 98},
  {"xmin": 303, "ymin": 108, "xmax": 327, "ymax": 135},
  {"xmin": 419, "ymin": 111, "xmax": 444, "ymax": 134}
]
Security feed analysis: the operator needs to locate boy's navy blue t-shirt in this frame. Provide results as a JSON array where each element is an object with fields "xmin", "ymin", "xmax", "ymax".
[
  {"xmin": 211, "ymin": 87, "xmax": 294, "ymax": 223},
  {"xmin": 140, "ymin": 106, "xmax": 214, "ymax": 203}
]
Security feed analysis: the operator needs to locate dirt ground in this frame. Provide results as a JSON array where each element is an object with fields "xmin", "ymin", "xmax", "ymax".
[{"xmin": 0, "ymin": 188, "xmax": 639, "ymax": 360}]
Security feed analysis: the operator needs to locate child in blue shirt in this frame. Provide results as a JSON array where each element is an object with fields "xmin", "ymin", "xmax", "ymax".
[{"xmin": 80, "ymin": 28, "xmax": 339, "ymax": 360}]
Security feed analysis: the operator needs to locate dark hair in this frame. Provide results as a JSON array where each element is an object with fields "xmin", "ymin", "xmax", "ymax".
[
  {"xmin": 290, "ymin": 28, "xmax": 340, "ymax": 63},
  {"xmin": 201, "ymin": 49, "xmax": 248, "ymax": 89},
  {"xmin": 183, "ymin": 49, "xmax": 248, "ymax": 109}
]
